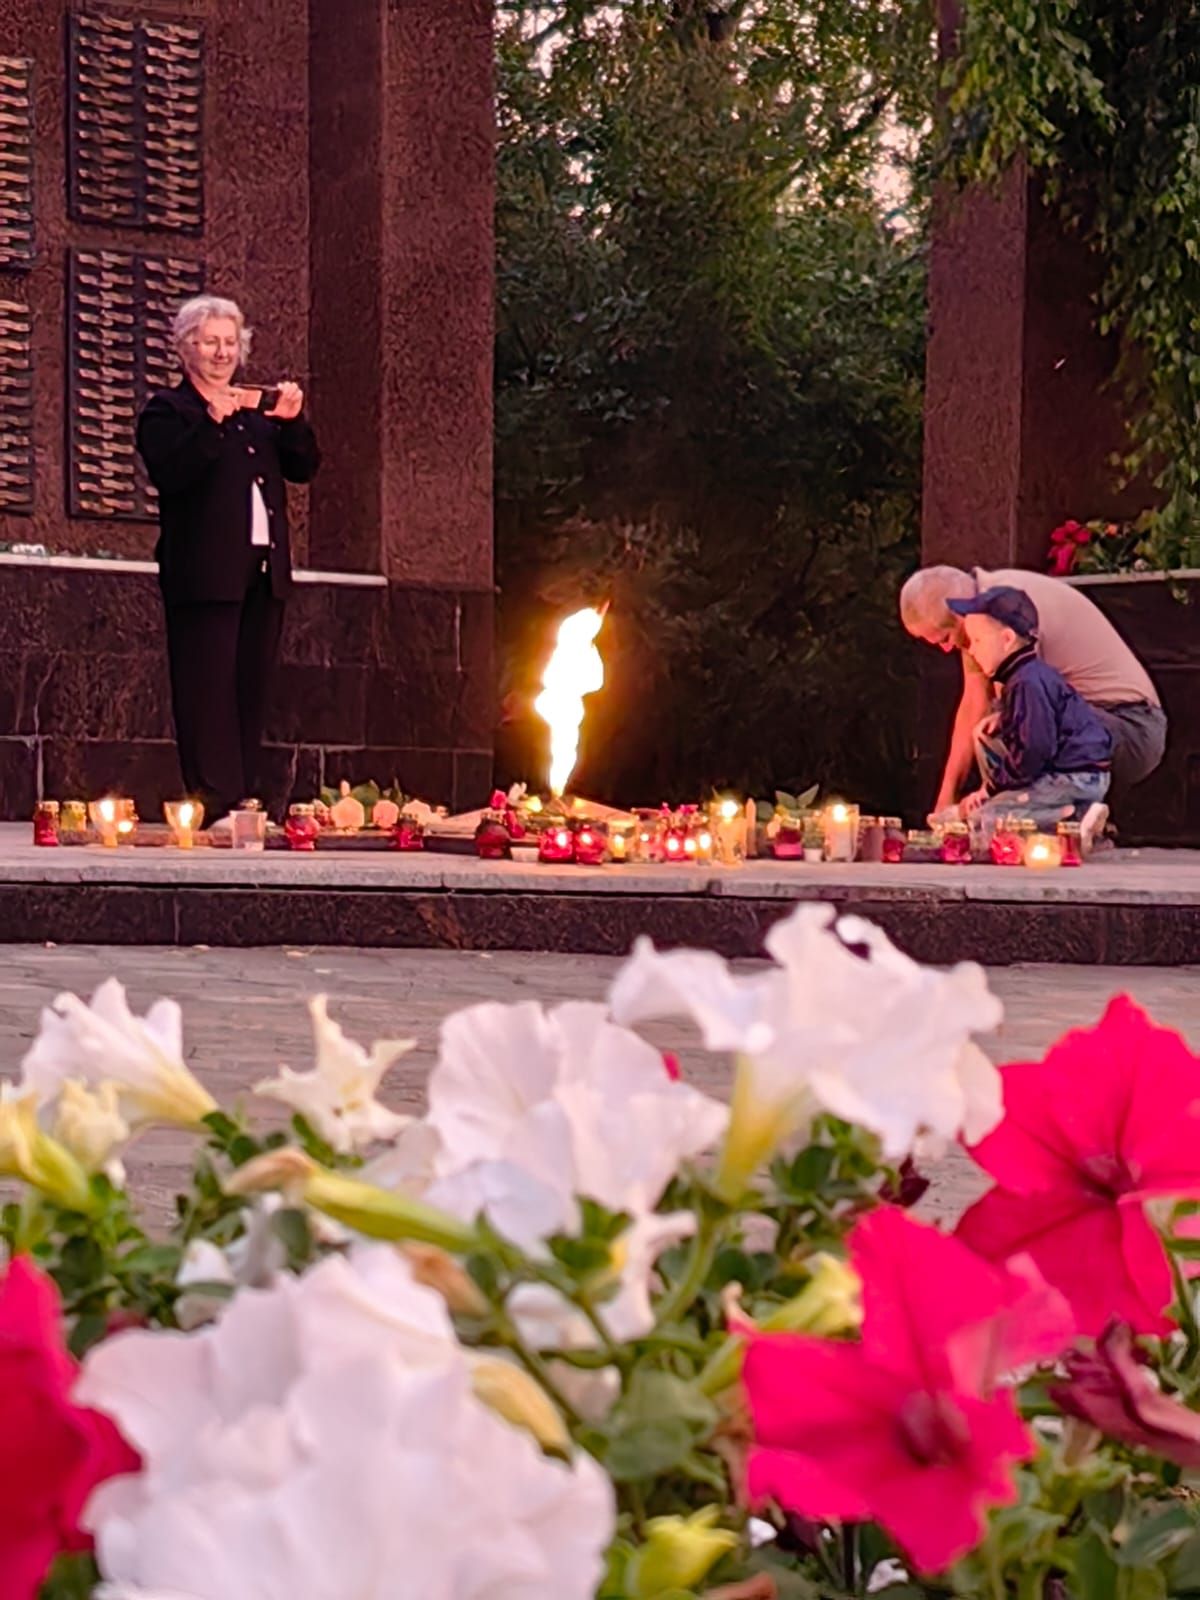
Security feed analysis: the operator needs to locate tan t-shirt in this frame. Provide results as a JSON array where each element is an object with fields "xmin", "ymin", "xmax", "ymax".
[{"xmin": 974, "ymin": 567, "xmax": 1160, "ymax": 708}]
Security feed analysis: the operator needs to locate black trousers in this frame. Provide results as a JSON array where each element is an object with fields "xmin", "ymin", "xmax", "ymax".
[{"xmin": 163, "ymin": 565, "xmax": 285, "ymax": 822}]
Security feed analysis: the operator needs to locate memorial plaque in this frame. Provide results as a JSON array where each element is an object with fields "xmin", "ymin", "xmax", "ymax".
[
  {"xmin": 0, "ymin": 299, "xmax": 33, "ymax": 513},
  {"xmin": 0, "ymin": 57, "xmax": 34, "ymax": 269},
  {"xmin": 68, "ymin": 13, "xmax": 204, "ymax": 233},
  {"xmin": 68, "ymin": 248, "xmax": 204, "ymax": 519}
]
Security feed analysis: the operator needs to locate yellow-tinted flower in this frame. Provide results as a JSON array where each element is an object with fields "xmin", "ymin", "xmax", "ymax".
[
  {"xmin": 699, "ymin": 1255, "xmax": 862, "ymax": 1395},
  {"xmin": 0, "ymin": 1089, "xmax": 93, "ymax": 1212},
  {"xmin": 625, "ymin": 1506, "xmax": 738, "ymax": 1598},
  {"xmin": 715, "ymin": 1053, "xmax": 815, "ymax": 1202},
  {"xmin": 225, "ymin": 1153, "xmax": 482, "ymax": 1255},
  {"xmin": 51, "ymin": 1079, "xmax": 129, "ymax": 1174},
  {"xmin": 401, "ymin": 1244, "xmax": 489, "ymax": 1318},
  {"xmin": 467, "ymin": 1354, "xmax": 570, "ymax": 1454},
  {"xmin": 763, "ymin": 1253, "xmax": 862, "ymax": 1337}
]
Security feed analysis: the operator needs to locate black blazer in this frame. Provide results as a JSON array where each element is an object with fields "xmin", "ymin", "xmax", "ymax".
[{"xmin": 136, "ymin": 376, "xmax": 321, "ymax": 604}]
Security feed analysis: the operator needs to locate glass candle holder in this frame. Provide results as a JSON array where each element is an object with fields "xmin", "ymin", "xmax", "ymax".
[
  {"xmin": 608, "ymin": 821, "xmax": 636, "ymax": 863},
  {"xmin": 858, "ymin": 816, "xmax": 885, "ymax": 864},
  {"xmin": 32, "ymin": 800, "xmax": 60, "ymax": 847},
  {"xmin": 989, "ymin": 816, "xmax": 1024, "ymax": 867},
  {"xmin": 115, "ymin": 798, "xmax": 138, "ymax": 845},
  {"xmin": 1024, "ymin": 832, "xmax": 1064, "ymax": 870},
  {"xmin": 285, "ymin": 803, "xmax": 320, "ymax": 852},
  {"xmin": 88, "ymin": 797, "xmax": 120, "ymax": 848},
  {"xmin": 823, "ymin": 802, "xmax": 859, "ymax": 863},
  {"xmin": 1057, "ymin": 819, "xmax": 1083, "ymax": 867},
  {"xmin": 474, "ymin": 816, "xmax": 511, "ymax": 860},
  {"xmin": 712, "ymin": 799, "xmax": 746, "ymax": 867},
  {"xmin": 164, "ymin": 799, "xmax": 203, "ymax": 849},
  {"xmin": 231, "ymin": 801, "xmax": 267, "ymax": 853},
  {"xmin": 59, "ymin": 799, "xmax": 87, "ymax": 837},
  {"xmin": 538, "ymin": 825, "xmax": 575, "ymax": 864},
  {"xmin": 881, "ymin": 817, "xmax": 905, "ymax": 864},
  {"xmin": 392, "ymin": 815, "xmax": 426, "ymax": 852},
  {"xmin": 574, "ymin": 823, "xmax": 607, "ymax": 867},
  {"xmin": 939, "ymin": 822, "xmax": 972, "ymax": 865}
]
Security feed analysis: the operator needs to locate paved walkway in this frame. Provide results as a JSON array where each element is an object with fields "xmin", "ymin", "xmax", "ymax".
[{"xmin": 0, "ymin": 945, "xmax": 1193, "ymax": 1223}]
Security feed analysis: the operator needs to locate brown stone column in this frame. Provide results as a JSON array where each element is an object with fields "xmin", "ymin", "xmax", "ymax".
[{"xmin": 307, "ymin": 0, "xmax": 495, "ymax": 806}]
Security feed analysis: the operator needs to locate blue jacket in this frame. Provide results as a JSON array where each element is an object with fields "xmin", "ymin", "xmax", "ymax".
[{"xmin": 991, "ymin": 645, "xmax": 1113, "ymax": 791}]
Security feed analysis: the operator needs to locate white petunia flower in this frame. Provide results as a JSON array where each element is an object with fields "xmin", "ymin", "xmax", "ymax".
[
  {"xmin": 20, "ymin": 978, "xmax": 216, "ymax": 1129},
  {"xmin": 610, "ymin": 903, "xmax": 1003, "ymax": 1190},
  {"xmin": 80, "ymin": 1247, "xmax": 614, "ymax": 1600},
  {"xmin": 254, "ymin": 995, "xmax": 415, "ymax": 1154},
  {"xmin": 50, "ymin": 1078, "xmax": 130, "ymax": 1181}
]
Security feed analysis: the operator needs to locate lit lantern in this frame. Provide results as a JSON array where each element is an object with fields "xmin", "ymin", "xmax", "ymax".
[
  {"xmin": 608, "ymin": 821, "xmax": 635, "ymax": 863},
  {"xmin": 164, "ymin": 799, "xmax": 203, "ymax": 849},
  {"xmin": 88, "ymin": 797, "xmax": 120, "ymax": 848},
  {"xmin": 823, "ymin": 802, "xmax": 858, "ymax": 863},
  {"xmin": 538, "ymin": 825, "xmax": 575, "ymax": 864},
  {"xmin": 1024, "ymin": 833, "xmax": 1064, "ymax": 871},
  {"xmin": 939, "ymin": 823, "xmax": 971, "ymax": 865},
  {"xmin": 712, "ymin": 799, "xmax": 745, "ymax": 867},
  {"xmin": 574, "ymin": 823, "xmax": 607, "ymax": 867},
  {"xmin": 989, "ymin": 816, "xmax": 1024, "ymax": 867},
  {"xmin": 474, "ymin": 813, "xmax": 511, "ymax": 860},
  {"xmin": 881, "ymin": 817, "xmax": 905, "ymax": 864}
]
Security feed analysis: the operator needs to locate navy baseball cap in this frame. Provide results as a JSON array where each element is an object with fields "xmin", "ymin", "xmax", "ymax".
[{"xmin": 947, "ymin": 585, "xmax": 1039, "ymax": 637}]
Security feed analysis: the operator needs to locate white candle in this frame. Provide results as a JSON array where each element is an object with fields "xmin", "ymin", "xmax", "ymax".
[{"xmin": 824, "ymin": 803, "xmax": 858, "ymax": 863}]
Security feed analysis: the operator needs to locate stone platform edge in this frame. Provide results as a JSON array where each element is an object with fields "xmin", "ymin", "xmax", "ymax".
[{"xmin": 0, "ymin": 878, "xmax": 1196, "ymax": 966}]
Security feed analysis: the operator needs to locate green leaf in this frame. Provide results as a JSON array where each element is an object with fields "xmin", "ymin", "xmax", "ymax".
[
  {"xmin": 603, "ymin": 1370, "xmax": 718, "ymax": 1481},
  {"xmin": 1117, "ymin": 1504, "xmax": 1200, "ymax": 1569}
]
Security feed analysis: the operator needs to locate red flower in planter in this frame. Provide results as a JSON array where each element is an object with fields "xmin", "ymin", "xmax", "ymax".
[
  {"xmin": 742, "ymin": 1208, "xmax": 1073, "ymax": 1576},
  {"xmin": 1050, "ymin": 1320, "xmax": 1200, "ymax": 1467},
  {"xmin": 957, "ymin": 997, "xmax": 1200, "ymax": 1337},
  {"xmin": 0, "ymin": 1257, "xmax": 139, "ymax": 1597},
  {"xmin": 1047, "ymin": 520, "xmax": 1094, "ymax": 576}
]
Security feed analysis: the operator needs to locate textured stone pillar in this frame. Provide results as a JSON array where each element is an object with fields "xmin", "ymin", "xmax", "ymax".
[{"xmin": 307, "ymin": 0, "xmax": 495, "ymax": 807}]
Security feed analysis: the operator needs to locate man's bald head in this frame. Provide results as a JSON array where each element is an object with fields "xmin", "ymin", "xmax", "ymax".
[{"xmin": 899, "ymin": 566, "xmax": 975, "ymax": 649}]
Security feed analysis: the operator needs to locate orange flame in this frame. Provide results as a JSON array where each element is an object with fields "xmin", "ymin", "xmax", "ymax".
[{"xmin": 534, "ymin": 606, "xmax": 606, "ymax": 796}]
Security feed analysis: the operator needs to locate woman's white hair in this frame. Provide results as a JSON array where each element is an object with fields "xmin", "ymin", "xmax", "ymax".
[
  {"xmin": 899, "ymin": 565, "xmax": 974, "ymax": 631},
  {"xmin": 171, "ymin": 295, "xmax": 253, "ymax": 365}
]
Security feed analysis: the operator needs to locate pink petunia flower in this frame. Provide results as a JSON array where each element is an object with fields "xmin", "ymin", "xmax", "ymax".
[
  {"xmin": 742, "ymin": 1208, "xmax": 1074, "ymax": 1575},
  {"xmin": 1050, "ymin": 1321, "xmax": 1200, "ymax": 1467},
  {"xmin": 957, "ymin": 997, "xmax": 1200, "ymax": 1337}
]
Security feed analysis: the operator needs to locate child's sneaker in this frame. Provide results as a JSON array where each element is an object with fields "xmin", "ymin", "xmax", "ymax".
[{"xmin": 1080, "ymin": 801, "xmax": 1110, "ymax": 855}]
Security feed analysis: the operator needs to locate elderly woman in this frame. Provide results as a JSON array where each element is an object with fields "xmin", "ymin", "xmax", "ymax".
[
  {"xmin": 901, "ymin": 563, "xmax": 1166, "ymax": 821},
  {"xmin": 137, "ymin": 295, "xmax": 320, "ymax": 824}
]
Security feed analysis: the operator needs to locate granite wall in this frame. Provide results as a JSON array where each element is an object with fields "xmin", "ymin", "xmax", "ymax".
[
  {"xmin": 0, "ymin": 0, "xmax": 495, "ymax": 816},
  {"xmin": 0, "ymin": 561, "xmax": 493, "ymax": 817}
]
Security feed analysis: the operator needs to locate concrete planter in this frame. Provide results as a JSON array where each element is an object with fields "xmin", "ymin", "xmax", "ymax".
[{"xmin": 1068, "ymin": 571, "xmax": 1200, "ymax": 846}]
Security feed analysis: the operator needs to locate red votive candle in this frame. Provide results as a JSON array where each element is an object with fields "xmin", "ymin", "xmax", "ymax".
[
  {"xmin": 33, "ymin": 800, "xmax": 60, "ymax": 847},
  {"xmin": 285, "ymin": 804, "xmax": 320, "ymax": 851}
]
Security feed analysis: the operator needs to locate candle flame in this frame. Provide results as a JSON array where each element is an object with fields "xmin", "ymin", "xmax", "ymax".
[
  {"xmin": 99, "ymin": 799, "xmax": 116, "ymax": 823},
  {"xmin": 178, "ymin": 802, "xmax": 195, "ymax": 830},
  {"xmin": 831, "ymin": 803, "xmax": 849, "ymax": 823},
  {"xmin": 718, "ymin": 799, "xmax": 739, "ymax": 822},
  {"xmin": 534, "ymin": 606, "xmax": 606, "ymax": 796}
]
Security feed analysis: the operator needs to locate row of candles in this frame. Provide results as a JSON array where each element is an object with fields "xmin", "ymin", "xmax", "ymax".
[
  {"xmin": 33, "ymin": 798, "xmax": 205, "ymax": 849},
  {"xmin": 478, "ymin": 800, "xmax": 1084, "ymax": 870}
]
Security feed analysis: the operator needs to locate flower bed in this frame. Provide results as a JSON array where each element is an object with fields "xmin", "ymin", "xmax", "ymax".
[{"xmin": 8, "ymin": 908, "xmax": 1200, "ymax": 1598}]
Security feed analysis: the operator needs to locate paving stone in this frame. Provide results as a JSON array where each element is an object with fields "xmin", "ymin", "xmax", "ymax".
[{"xmin": 0, "ymin": 945, "xmax": 1193, "ymax": 1228}]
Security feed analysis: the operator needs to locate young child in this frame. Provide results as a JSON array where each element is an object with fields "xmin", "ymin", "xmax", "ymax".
[{"xmin": 946, "ymin": 586, "xmax": 1113, "ymax": 846}]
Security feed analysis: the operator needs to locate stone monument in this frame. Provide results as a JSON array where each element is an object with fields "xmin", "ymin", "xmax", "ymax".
[{"xmin": 0, "ymin": 0, "xmax": 494, "ymax": 817}]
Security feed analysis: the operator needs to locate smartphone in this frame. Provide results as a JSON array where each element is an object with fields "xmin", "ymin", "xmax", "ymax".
[{"xmin": 239, "ymin": 384, "xmax": 282, "ymax": 413}]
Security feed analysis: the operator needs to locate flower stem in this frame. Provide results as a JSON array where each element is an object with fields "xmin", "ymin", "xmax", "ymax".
[
  {"xmin": 654, "ymin": 1212, "xmax": 719, "ymax": 1329},
  {"xmin": 494, "ymin": 1310, "xmax": 585, "ymax": 1429}
]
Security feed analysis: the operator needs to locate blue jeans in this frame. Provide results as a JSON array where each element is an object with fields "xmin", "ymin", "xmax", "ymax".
[{"xmin": 974, "ymin": 724, "xmax": 1110, "ymax": 830}]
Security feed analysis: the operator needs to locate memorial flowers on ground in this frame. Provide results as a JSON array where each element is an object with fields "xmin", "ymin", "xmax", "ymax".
[{"xmin": 7, "ymin": 906, "xmax": 1200, "ymax": 1598}]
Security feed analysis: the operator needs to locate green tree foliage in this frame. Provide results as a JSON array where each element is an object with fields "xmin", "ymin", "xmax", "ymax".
[
  {"xmin": 494, "ymin": 0, "xmax": 936, "ymax": 807},
  {"xmin": 945, "ymin": 1, "xmax": 1200, "ymax": 571}
]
